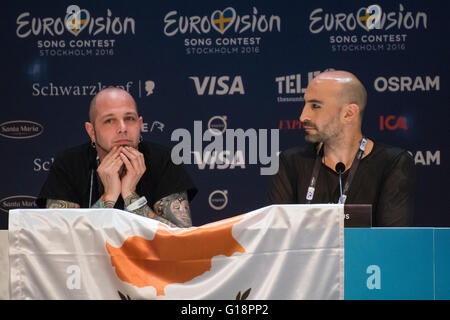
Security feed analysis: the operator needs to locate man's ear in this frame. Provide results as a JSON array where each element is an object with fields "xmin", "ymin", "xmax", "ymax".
[
  {"xmin": 138, "ymin": 116, "xmax": 143, "ymax": 131},
  {"xmin": 342, "ymin": 103, "xmax": 360, "ymax": 123},
  {"xmin": 85, "ymin": 122, "xmax": 95, "ymax": 142}
]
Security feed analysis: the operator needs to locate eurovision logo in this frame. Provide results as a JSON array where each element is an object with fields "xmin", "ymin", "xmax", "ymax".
[
  {"xmin": 309, "ymin": 4, "xmax": 428, "ymax": 53},
  {"xmin": 164, "ymin": 7, "xmax": 281, "ymax": 55},
  {"xmin": 65, "ymin": 5, "xmax": 90, "ymax": 36},
  {"xmin": 16, "ymin": 5, "xmax": 136, "ymax": 57}
]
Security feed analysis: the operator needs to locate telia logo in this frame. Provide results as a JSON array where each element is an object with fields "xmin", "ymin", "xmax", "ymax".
[
  {"xmin": 0, "ymin": 195, "xmax": 38, "ymax": 213},
  {"xmin": 0, "ymin": 120, "xmax": 44, "ymax": 139},
  {"xmin": 379, "ymin": 116, "xmax": 408, "ymax": 131}
]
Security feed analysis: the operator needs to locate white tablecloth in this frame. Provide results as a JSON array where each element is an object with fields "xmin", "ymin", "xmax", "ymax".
[{"xmin": 0, "ymin": 230, "xmax": 9, "ymax": 300}]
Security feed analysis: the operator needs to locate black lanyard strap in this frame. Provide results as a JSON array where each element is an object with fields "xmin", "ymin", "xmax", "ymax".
[{"xmin": 305, "ymin": 137, "xmax": 367, "ymax": 204}]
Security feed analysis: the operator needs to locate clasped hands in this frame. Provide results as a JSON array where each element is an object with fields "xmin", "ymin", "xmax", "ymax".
[{"xmin": 97, "ymin": 146, "xmax": 146, "ymax": 203}]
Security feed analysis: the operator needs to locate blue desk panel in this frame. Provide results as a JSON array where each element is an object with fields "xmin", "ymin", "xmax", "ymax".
[
  {"xmin": 435, "ymin": 228, "xmax": 450, "ymax": 300},
  {"xmin": 345, "ymin": 228, "xmax": 449, "ymax": 300}
]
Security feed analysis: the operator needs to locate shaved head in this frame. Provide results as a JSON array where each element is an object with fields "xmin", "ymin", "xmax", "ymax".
[
  {"xmin": 313, "ymin": 70, "xmax": 367, "ymax": 120},
  {"xmin": 89, "ymin": 88, "xmax": 138, "ymax": 124}
]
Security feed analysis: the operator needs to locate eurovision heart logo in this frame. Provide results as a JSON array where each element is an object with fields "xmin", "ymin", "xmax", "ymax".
[
  {"xmin": 357, "ymin": 6, "xmax": 382, "ymax": 31},
  {"xmin": 64, "ymin": 5, "xmax": 90, "ymax": 36},
  {"xmin": 211, "ymin": 8, "xmax": 236, "ymax": 34}
]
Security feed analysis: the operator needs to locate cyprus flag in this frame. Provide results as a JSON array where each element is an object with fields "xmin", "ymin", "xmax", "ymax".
[{"xmin": 8, "ymin": 204, "xmax": 344, "ymax": 299}]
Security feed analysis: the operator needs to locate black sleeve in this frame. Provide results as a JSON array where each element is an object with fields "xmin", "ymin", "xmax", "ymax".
[
  {"xmin": 267, "ymin": 152, "xmax": 296, "ymax": 204},
  {"xmin": 36, "ymin": 154, "xmax": 82, "ymax": 208},
  {"xmin": 151, "ymin": 152, "xmax": 198, "ymax": 205},
  {"xmin": 375, "ymin": 151, "xmax": 416, "ymax": 227}
]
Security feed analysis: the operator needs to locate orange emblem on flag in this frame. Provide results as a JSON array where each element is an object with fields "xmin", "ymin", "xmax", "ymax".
[{"xmin": 106, "ymin": 215, "xmax": 245, "ymax": 296}]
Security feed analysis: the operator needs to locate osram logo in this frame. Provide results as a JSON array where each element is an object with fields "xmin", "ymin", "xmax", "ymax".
[
  {"xmin": 408, "ymin": 150, "xmax": 440, "ymax": 166},
  {"xmin": 0, "ymin": 120, "xmax": 44, "ymax": 139},
  {"xmin": 379, "ymin": 116, "xmax": 408, "ymax": 131},
  {"xmin": 374, "ymin": 75, "xmax": 439, "ymax": 92}
]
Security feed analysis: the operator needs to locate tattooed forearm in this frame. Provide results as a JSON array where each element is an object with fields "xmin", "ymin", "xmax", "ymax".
[
  {"xmin": 154, "ymin": 191, "xmax": 192, "ymax": 228},
  {"xmin": 91, "ymin": 197, "xmax": 115, "ymax": 208},
  {"xmin": 123, "ymin": 192, "xmax": 176, "ymax": 227},
  {"xmin": 46, "ymin": 199, "xmax": 80, "ymax": 208},
  {"xmin": 124, "ymin": 191, "xmax": 192, "ymax": 228}
]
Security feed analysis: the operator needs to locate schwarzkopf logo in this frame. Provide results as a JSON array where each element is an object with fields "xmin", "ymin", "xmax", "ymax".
[
  {"xmin": 0, "ymin": 120, "xmax": 44, "ymax": 139},
  {"xmin": 0, "ymin": 195, "xmax": 38, "ymax": 213}
]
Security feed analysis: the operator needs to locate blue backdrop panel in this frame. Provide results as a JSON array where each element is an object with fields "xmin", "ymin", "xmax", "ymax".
[{"xmin": 1, "ymin": 1, "xmax": 449, "ymax": 228}]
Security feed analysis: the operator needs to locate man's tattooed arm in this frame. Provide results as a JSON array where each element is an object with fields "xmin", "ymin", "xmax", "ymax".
[
  {"xmin": 91, "ymin": 197, "xmax": 115, "ymax": 208},
  {"xmin": 46, "ymin": 199, "xmax": 80, "ymax": 208},
  {"xmin": 124, "ymin": 191, "xmax": 192, "ymax": 228}
]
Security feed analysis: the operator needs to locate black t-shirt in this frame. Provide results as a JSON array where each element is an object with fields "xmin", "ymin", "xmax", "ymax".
[
  {"xmin": 268, "ymin": 141, "xmax": 416, "ymax": 227},
  {"xmin": 37, "ymin": 141, "xmax": 197, "ymax": 209}
]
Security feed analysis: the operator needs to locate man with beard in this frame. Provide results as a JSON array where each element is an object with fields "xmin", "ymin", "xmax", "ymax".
[
  {"xmin": 268, "ymin": 70, "xmax": 416, "ymax": 227},
  {"xmin": 37, "ymin": 88, "xmax": 197, "ymax": 228}
]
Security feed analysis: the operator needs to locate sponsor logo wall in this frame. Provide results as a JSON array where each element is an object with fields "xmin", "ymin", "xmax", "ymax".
[{"xmin": 1, "ymin": 1, "xmax": 449, "ymax": 228}]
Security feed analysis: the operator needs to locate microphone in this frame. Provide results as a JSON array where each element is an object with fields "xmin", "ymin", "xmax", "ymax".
[
  {"xmin": 335, "ymin": 162, "xmax": 345, "ymax": 202},
  {"xmin": 88, "ymin": 149, "xmax": 98, "ymax": 208}
]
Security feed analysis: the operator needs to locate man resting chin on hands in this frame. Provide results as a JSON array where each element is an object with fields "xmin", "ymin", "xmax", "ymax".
[{"xmin": 37, "ymin": 88, "xmax": 197, "ymax": 228}]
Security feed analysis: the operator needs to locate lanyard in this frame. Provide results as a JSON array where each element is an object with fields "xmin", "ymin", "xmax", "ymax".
[{"xmin": 306, "ymin": 137, "xmax": 367, "ymax": 204}]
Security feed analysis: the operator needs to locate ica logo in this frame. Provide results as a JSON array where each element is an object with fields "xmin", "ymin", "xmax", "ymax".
[{"xmin": 379, "ymin": 115, "xmax": 408, "ymax": 131}]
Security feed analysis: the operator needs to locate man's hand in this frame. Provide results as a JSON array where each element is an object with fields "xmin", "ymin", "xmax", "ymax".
[
  {"xmin": 97, "ymin": 146, "xmax": 124, "ymax": 203},
  {"xmin": 119, "ymin": 146, "xmax": 146, "ymax": 199}
]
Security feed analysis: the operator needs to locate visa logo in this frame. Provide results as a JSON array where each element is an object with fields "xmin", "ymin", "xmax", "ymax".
[{"xmin": 189, "ymin": 76, "xmax": 245, "ymax": 95}]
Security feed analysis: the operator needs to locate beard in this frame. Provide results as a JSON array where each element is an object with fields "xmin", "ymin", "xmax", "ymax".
[
  {"xmin": 93, "ymin": 130, "xmax": 139, "ymax": 154},
  {"xmin": 303, "ymin": 118, "xmax": 341, "ymax": 144}
]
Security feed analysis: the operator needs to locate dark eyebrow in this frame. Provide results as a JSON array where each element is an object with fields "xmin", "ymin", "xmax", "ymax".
[
  {"xmin": 100, "ymin": 113, "xmax": 115, "ymax": 120},
  {"xmin": 305, "ymin": 99, "xmax": 323, "ymax": 104},
  {"xmin": 100, "ymin": 112, "xmax": 138, "ymax": 120}
]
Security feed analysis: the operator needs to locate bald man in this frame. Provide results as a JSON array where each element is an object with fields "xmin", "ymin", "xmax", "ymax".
[
  {"xmin": 268, "ymin": 71, "xmax": 416, "ymax": 227},
  {"xmin": 37, "ymin": 88, "xmax": 197, "ymax": 228}
]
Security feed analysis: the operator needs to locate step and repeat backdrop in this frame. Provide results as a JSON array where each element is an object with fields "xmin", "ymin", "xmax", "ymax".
[{"xmin": 1, "ymin": 1, "xmax": 448, "ymax": 227}]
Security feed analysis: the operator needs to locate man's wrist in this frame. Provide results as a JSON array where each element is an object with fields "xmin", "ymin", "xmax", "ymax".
[
  {"xmin": 122, "ymin": 190, "xmax": 137, "ymax": 201},
  {"xmin": 102, "ymin": 193, "xmax": 118, "ymax": 203},
  {"xmin": 124, "ymin": 192, "xmax": 139, "ymax": 207},
  {"xmin": 126, "ymin": 196, "xmax": 147, "ymax": 212},
  {"xmin": 98, "ymin": 194, "xmax": 116, "ymax": 208}
]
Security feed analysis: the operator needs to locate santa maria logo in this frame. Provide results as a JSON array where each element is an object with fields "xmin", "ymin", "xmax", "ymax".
[
  {"xmin": 164, "ymin": 7, "xmax": 281, "ymax": 55},
  {"xmin": 309, "ymin": 4, "xmax": 428, "ymax": 53},
  {"xmin": 16, "ymin": 5, "xmax": 136, "ymax": 57}
]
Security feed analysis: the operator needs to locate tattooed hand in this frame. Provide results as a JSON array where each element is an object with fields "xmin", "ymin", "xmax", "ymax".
[{"xmin": 124, "ymin": 191, "xmax": 192, "ymax": 228}]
